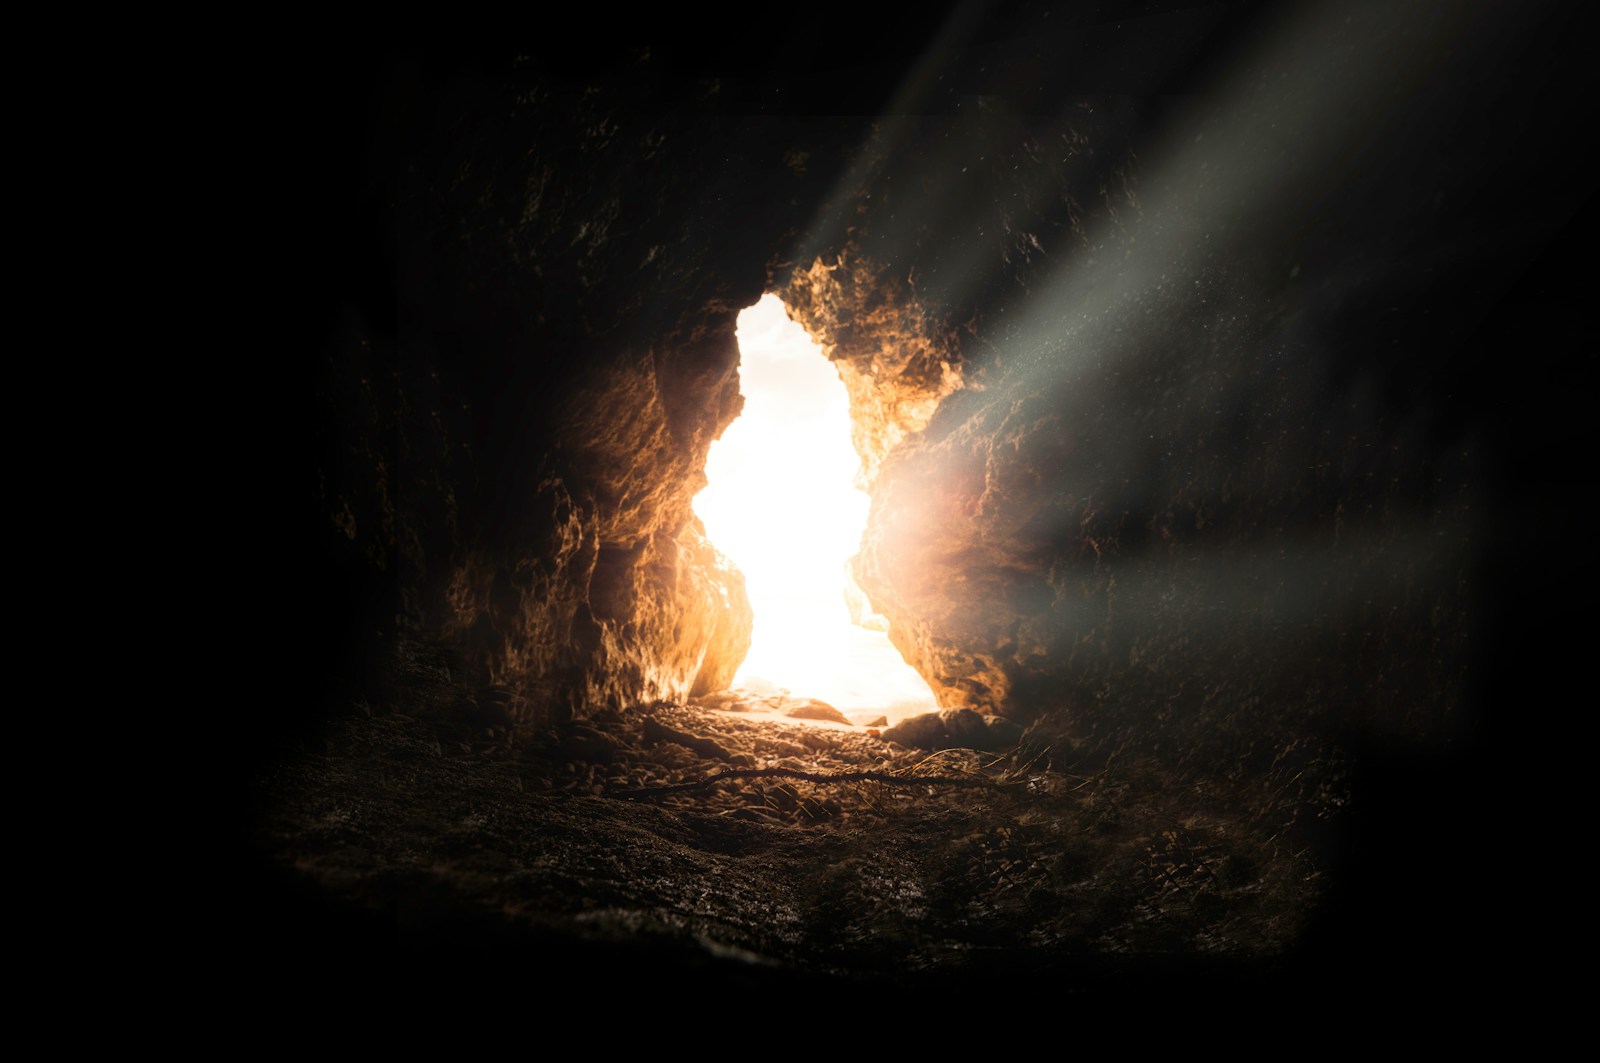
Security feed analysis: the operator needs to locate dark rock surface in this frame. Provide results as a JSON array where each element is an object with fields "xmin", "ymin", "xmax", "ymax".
[
  {"xmin": 307, "ymin": 50, "xmax": 859, "ymax": 728},
  {"xmin": 883, "ymin": 707, "xmax": 1027, "ymax": 752}
]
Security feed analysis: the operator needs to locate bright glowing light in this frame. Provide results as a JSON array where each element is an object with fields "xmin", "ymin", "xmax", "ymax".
[{"xmin": 693, "ymin": 295, "xmax": 938, "ymax": 723}]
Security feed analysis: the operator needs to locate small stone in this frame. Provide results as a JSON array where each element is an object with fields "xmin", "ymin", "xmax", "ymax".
[
  {"xmin": 641, "ymin": 715, "xmax": 732, "ymax": 761},
  {"xmin": 559, "ymin": 724, "xmax": 623, "ymax": 763},
  {"xmin": 882, "ymin": 712, "xmax": 950, "ymax": 749},
  {"xmin": 940, "ymin": 708, "xmax": 990, "ymax": 746},
  {"xmin": 981, "ymin": 714, "xmax": 1025, "ymax": 750},
  {"xmin": 782, "ymin": 698, "xmax": 851, "ymax": 724}
]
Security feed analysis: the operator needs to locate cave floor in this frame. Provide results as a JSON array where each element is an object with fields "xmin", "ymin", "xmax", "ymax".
[{"xmin": 247, "ymin": 644, "xmax": 1329, "ymax": 1005}]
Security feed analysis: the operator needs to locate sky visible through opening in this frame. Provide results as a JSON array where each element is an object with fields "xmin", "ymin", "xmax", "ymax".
[{"xmin": 693, "ymin": 295, "xmax": 938, "ymax": 724}]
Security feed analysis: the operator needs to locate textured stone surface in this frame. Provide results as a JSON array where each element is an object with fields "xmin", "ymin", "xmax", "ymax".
[
  {"xmin": 782, "ymin": 699, "xmax": 851, "ymax": 725},
  {"xmin": 782, "ymin": 253, "xmax": 965, "ymax": 489},
  {"xmin": 764, "ymin": 11, "xmax": 1533, "ymax": 782},
  {"xmin": 882, "ymin": 708, "xmax": 1025, "ymax": 753},
  {"xmin": 311, "ymin": 56, "xmax": 863, "ymax": 726}
]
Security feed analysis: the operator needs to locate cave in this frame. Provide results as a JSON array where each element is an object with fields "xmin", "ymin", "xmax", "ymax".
[{"xmin": 252, "ymin": 3, "xmax": 1581, "ymax": 1018}]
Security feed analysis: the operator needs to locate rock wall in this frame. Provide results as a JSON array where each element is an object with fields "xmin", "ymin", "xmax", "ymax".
[
  {"xmin": 772, "ymin": 4, "xmax": 1568, "ymax": 779},
  {"xmin": 311, "ymin": 53, "xmax": 863, "ymax": 725},
  {"xmin": 309, "ymin": 5, "xmax": 1571, "ymax": 781}
]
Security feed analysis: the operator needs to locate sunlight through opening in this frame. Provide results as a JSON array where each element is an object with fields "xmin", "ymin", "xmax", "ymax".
[{"xmin": 694, "ymin": 295, "xmax": 939, "ymax": 725}]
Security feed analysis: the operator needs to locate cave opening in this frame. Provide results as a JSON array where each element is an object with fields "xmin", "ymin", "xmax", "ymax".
[{"xmin": 692, "ymin": 294, "xmax": 938, "ymax": 726}]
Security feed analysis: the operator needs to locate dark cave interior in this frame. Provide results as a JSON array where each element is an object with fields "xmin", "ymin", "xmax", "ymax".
[{"xmin": 248, "ymin": 0, "xmax": 1586, "ymax": 1017}]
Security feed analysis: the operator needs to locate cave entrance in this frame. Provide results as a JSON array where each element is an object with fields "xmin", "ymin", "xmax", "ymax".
[{"xmin": 693, "ymin": 294, "xmax": 938, "ymax": 726}]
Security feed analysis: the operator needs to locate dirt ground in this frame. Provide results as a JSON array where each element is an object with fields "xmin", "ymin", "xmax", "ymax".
[{"xmin": 233, "ymin": 641, "xmax": 1368, "ymax": 1011}]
